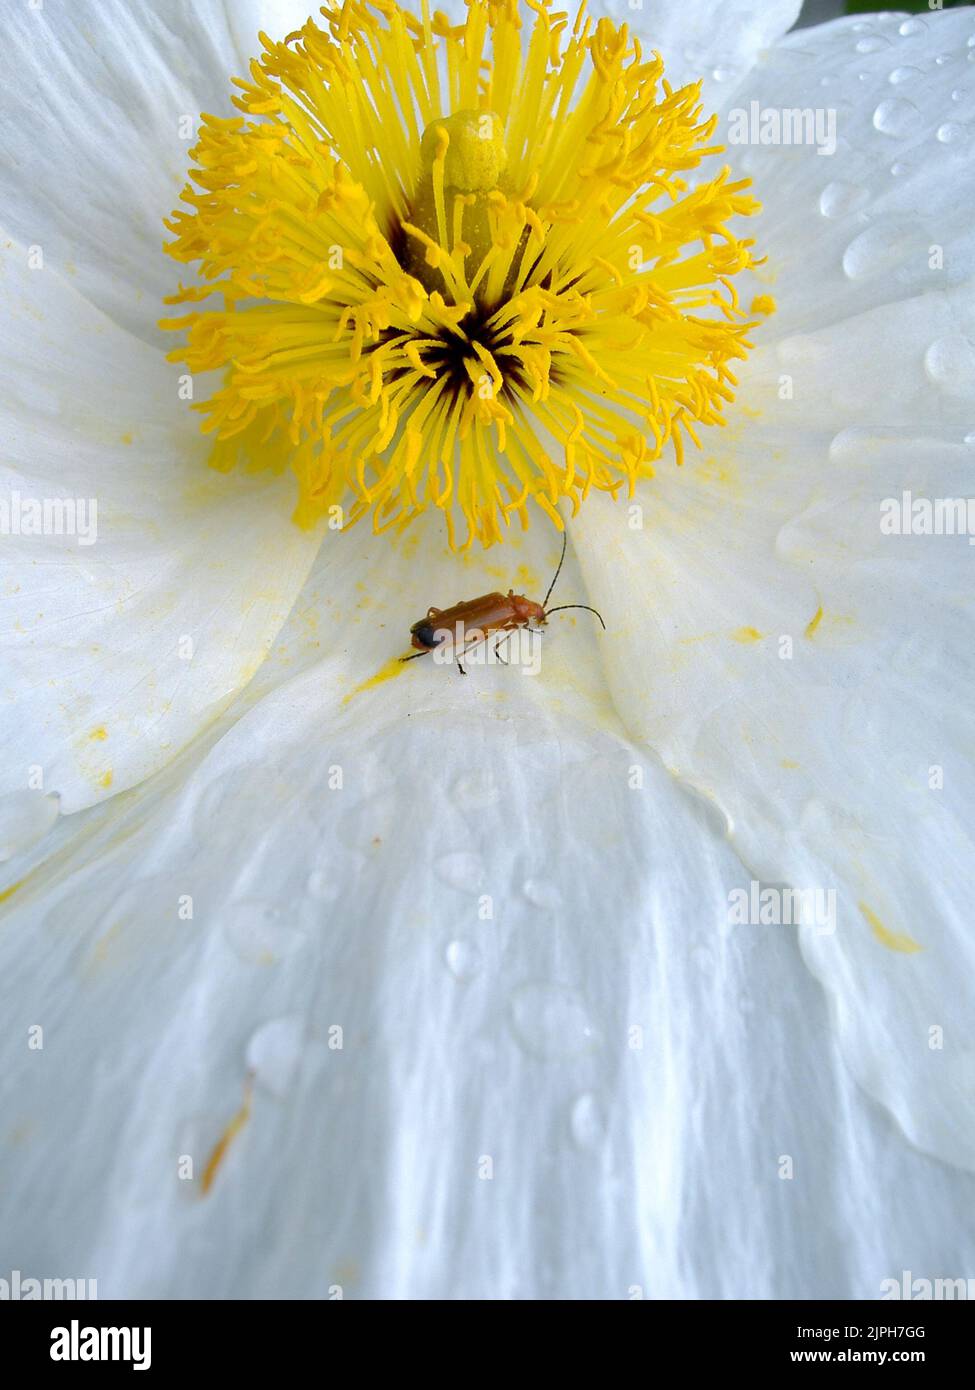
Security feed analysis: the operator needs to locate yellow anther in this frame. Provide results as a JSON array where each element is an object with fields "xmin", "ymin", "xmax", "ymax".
[{"xmin": 162, "ymin": 0, "xmax": 766, "ymax": 550}]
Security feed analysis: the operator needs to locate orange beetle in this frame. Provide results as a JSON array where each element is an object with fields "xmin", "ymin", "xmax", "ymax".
[{"xmin": 402, "ymin": 533, "xmax": 605, "ymax": 674}]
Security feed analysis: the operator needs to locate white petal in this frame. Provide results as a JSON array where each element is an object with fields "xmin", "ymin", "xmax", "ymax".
[
  {"xmin": 574, "ymin": 9, "xmax": 975, "ymax": 1169},
  {"xmin": 0, "ymin": 791, "xmax": 61, "ymax": 862},
  {"xmin": 0, "ymin": 0, "xmax": 320, "ymax": 340},
  {"xmin": 615, "ymin": 0, "xmax": 802, "ymax": 102},
  {"xmin": 3, "ymin": 661, "xmax": 974, "ymax": 1297},
  {"xmin": 730, "ymin": 9, "xmax": 975, "ymax": 335},
  {"xmin": 0, "ymin": 237, "xmax": 321, "ymax": 811}
]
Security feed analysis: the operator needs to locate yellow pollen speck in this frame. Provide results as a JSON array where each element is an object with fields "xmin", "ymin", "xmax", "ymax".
[
  {"xmin": 750, "ymin": 294, "xmax": 776, "ymax": 315},
  {"xmin": 700, "ymin": 455, "xmax": 741, "ymax": 490},
  {"xmin": 332, "ymin": 1260, "xmax": 361, "ymax": 1288},
  {"xmin": 98, "ymin": 770, "xmax": 113, "ymax": 789},
  {"xmin": 342, "ymin": 655, "xmax": 409, "ymax": 704},
  {"xmin": 859, "ymin": 901, "xmax": 923, "ymax": 954},
  {"xmin": 162, "ymin": 0, "xmax": 766, "ymax": 550},
  {"xmin": 0, "ymin": 878, "xmax": 25, "ymax": 906},
  {"xmin": 732, "ymin": 626, "xmax": 764, "ymax": 643},
  {"xmin": 805, "ymin": 604, "xmax": 824, "ymax": 638},
  {"xmin": 398, "ymin": 528, "xmax": 421, "ymax": 562},
  {"xmin": 89, "ymin": 726, "xmax": 108, "ymax": 741},
  {"xmin": 201, "ymin": 1079, "xmax": 254, "ymax": 1195},
  {"xmin": 120, "ymin": 432, "xmax": 134, "ymax": 445}
]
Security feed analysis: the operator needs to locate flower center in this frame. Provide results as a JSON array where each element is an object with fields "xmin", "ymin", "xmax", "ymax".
[{"xmin": 162, "ymin": 0, "xmax": 769, "ymax": 549}]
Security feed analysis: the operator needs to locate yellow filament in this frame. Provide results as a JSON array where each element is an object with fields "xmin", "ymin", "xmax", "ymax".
[{"xmin": 162, "ymin": 0, "xmax": 767, "ymax": 549}]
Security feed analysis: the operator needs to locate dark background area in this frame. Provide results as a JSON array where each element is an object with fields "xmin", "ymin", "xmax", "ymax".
[{"xmin": 796, "ymin": 0, "xmax": 969, "ymax": 28}]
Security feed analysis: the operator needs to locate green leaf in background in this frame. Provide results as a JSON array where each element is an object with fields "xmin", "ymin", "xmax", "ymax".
[{"xmin": 844, "ymin": 0, "xmax": 967, "ymax": 13}]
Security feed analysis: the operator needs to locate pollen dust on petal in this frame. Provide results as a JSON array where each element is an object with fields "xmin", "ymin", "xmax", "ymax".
[
  {"xmin": 342, "ymin": 656, "xmax": 410, "ymax": 705},
  {"xmin": 731, "ymin": 626, "xmax": 764, "ymax": 643},
  {"xmin": 201, "ymin": 1077, "xmax": 254, "ymax": 1197},
  {"xmin": 859, "ymin": 901, "xmax": 923, "ymax": 955},
  {"xmin": 0, "ymin": 878, "xmax": 25, "ymax": 907}
]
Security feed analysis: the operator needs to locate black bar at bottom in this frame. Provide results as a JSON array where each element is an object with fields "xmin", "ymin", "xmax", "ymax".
[{"xmin": 1, "ymin": 1297, "xmax": 969, "ymax": 1373}]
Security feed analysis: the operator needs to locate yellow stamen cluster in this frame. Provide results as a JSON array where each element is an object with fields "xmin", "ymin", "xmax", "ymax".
[{"xmin": 163, "ymin": 0, "xmax": 765, "ymax": 549}]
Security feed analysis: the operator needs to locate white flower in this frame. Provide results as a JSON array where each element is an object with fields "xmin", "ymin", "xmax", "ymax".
[{"xmin": 1, "ymin": 0, "xmax": 974, "ymax": 1299}]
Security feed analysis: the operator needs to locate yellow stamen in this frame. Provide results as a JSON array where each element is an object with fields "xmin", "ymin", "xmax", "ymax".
[{"xmin": 162, "ymin": 0, "xmax": 767, "ymax": 549}]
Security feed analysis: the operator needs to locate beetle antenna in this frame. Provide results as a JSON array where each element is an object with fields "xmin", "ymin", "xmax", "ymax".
[
  {"xmin": 544, "ymin": 603, "xmax": 607, "ymax": 631},
  {"xmin": 542, "ymin": 530, "xmax": 568, "ymax": 611},
  {"xmin": 399, "ymin": 649, "xmax": 432, "ymax": 663}
]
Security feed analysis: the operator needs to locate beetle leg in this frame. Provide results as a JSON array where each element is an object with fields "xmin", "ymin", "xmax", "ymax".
[
  {"xmin": 453, "ymin": 630, "xmax": 493, "ymax": 674},
  {"xmin": 492, "ymin": 629, "xmax": 513, "ymax": 665}
]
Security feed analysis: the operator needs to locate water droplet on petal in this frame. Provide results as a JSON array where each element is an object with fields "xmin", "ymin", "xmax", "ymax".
[
  {"xmin": 898, "ymin": 18, "xmax": 926, "ymax": 37},
  {"xmin": 856, "ymin": 36, "xmax": 890, "ymax": 54},
  {"xmin": 445, "ymin": 939, "xmax": 482, "ymax": 980},
  {"xmin": 450, "ymin": 770, "xmax": 500, "ymax": 810},
  {"xmin": 936, "ymin": 122, "xmax": 968, "ymax": 145},
  {"xmin": 435, "ymin": 850, "xmax": 486, "ymax": 893},
  {"xmin": 888, "ymin": 65, "xmax": 921, "ymax": 84},
  {"xmin": 924, "ymin": 336, "xmax": 975, "ymax": 397},
  {"xmin": 224, "ymin": 900, "xmax": 305, "ymax": 964},
  {"xmin": 951, "ymin": 89, "xmax": 964, "ymax": 102},
  {"xmin": 872, "ymin": 97, "xmax": 920, "ymax": 137},
  {"xmin": 508, "ymin": 983, "xmax": 599, "ymax": 1060},
  {"xmin": 890, "ymin": 160, "xmax": 908, "ymax": 176},
  {"xmin": 935, "ymin": 55, "xmax": 951, "ymax": 67},
  {"xmin": 964, "ymin": 431, "xmax": 975, "ymax": 447},
  {"xmin": 569, "ymin": 1093, "xmax": 604, "ymax": 1151},
  {"xmin": 819, "ymin": 180, "xmax": 867, "ymax": 218},
  {"xmin": 829, "ymin": 426, "xmax": 885, "ymax": 463},
  {"xmin": 842, "ymin": 220, "xmax": 926, "ymax": 280},
  {"xmin": 246, "ymin": 1016, "xmax": 305, "ymax": 1098},
  {"xmin": 522, "ymin": 877, "xmax": 563, "ymax": 910}
]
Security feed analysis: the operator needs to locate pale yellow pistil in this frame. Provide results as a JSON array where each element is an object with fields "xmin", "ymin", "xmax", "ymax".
[{"xmin": 406, "ymin": 110, "xmax": 507, "ymax": 288}]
